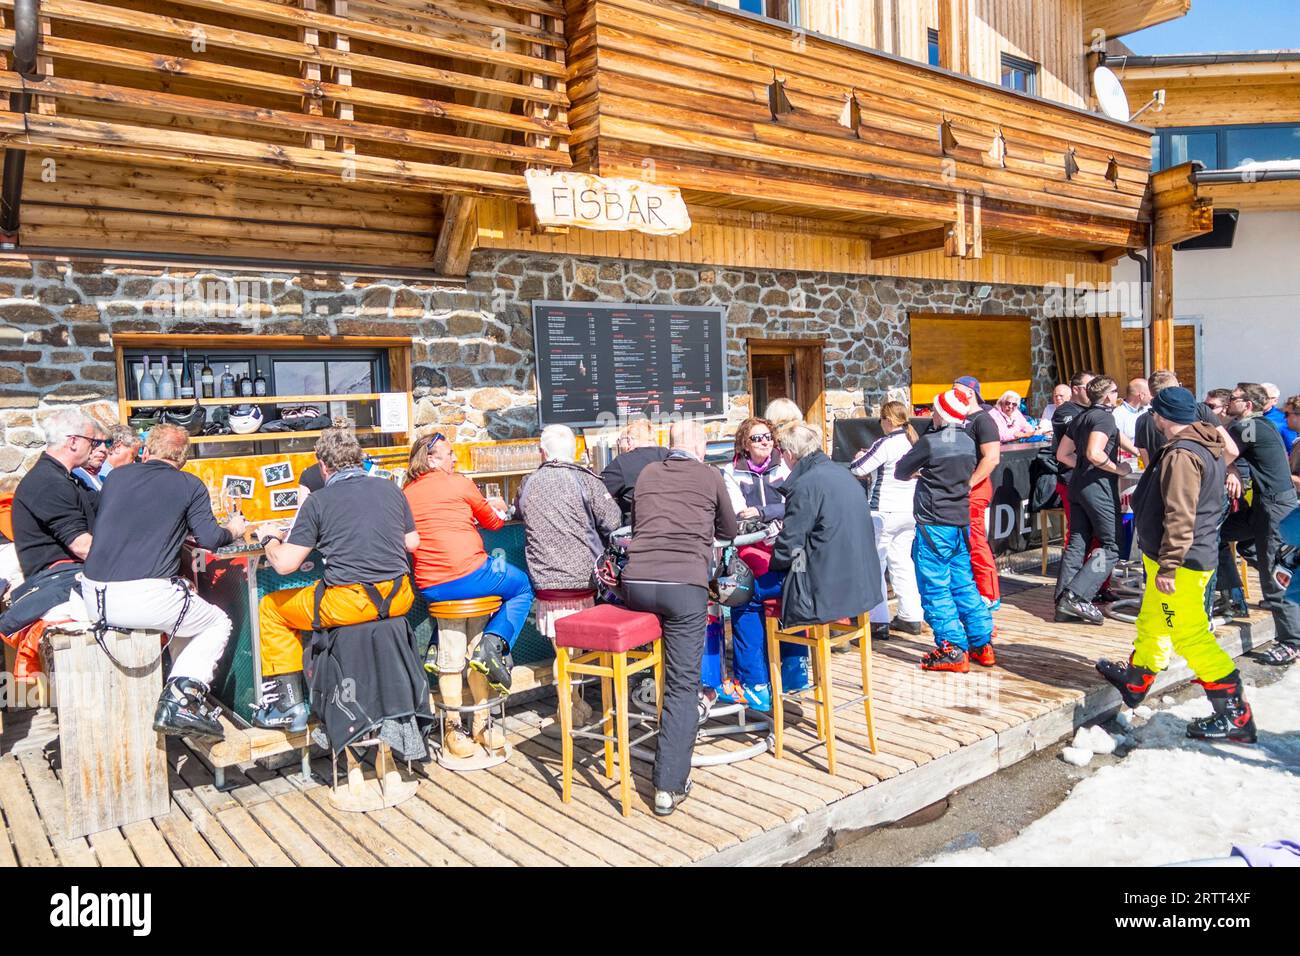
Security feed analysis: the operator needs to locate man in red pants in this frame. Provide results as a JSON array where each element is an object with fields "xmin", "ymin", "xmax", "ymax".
[{"xmin": 956, "ymin": 376, "xmax": 1002, "ymax": 610}]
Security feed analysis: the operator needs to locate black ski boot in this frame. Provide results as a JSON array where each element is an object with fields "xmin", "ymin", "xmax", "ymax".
[
  {"xmin": 1095, "ymin": 655, "xmax": 1158, "ymax": 708},
  {"xmin": 153, "ymin": 677, "xmax": 224, "ymax": 741},
  {"xmin": 469, "ymin": 632, "xmax": 513, "ymax": 693},
  {"xmin": 1186, "ymin": 672, "xmax": 1257, "ymax": 744},
  {"xmin": 250, "ymin": 672, "xmax": 310, "ymax": 733},
  {"xmin": 1056, "ymin": 589, "xmax": 1104, "ymax": 625}
]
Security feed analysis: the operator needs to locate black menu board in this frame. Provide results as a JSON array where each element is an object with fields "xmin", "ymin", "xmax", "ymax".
[{"xmin": 531, "ymin": 301, "xmax": 725, "ymax": 427}]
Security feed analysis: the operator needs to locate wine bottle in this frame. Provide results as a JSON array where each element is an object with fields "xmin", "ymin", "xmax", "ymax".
[
  {"xmin": 140, "ymin": 355, "xmax": 157, "ymax": 401},
  {"xmin": 180, "ymin": 349, "xmax": 194, "ymax": 399},
  {"xmin": 220, "ymin": 365, "xmax": 235, "ymax": 398},
  {"xmin": 254, "ymin": 367, "xmax": 268, "ymax": 397},
  {"xmin": 159, "ymin": 356, "xmax": 176, "ymax": 400},
  {"xmin": 239, "ymin": 372, "xmax": 254, "ymax": 398},
  {"xmin": 201, "ymin": 356, "xmax": 214, "ymax": 399}
]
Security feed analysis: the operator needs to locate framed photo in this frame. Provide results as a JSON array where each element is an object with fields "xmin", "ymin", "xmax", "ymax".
[
  {"xmin": 269, "ymin": 488, "xmax": 301, "ymax": 512},
  {"xmin": 260, "ymin": 460, "xmax": 294, "ymax": 487},
  {"xmin": 222, "ymin": 475, "xmax": 255, "ymax": 499}
]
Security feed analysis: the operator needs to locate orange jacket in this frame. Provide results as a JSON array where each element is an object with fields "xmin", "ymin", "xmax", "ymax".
[{"xmin": 403, "ymin": 471, "xmax": 503, "ymax": 589}]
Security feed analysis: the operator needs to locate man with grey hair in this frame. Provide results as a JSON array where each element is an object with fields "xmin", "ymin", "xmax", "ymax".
[
  {"xmin": 82, "ymin": 424, "xmax": 245, "ymax": 740},
  {"xmin": 98, "ymin": 424, "xmax": 143, "ymax": 480},
  {"xmin": 1261, "ymin": 382, "xmax": 1297, "ymax": 454},
  {"xmin": 516, "ymin": 424, "xmax": 622, "ymax": 725},
  {"xmin": 1, "ymin": 410, "xmax": 104, "ymax": 635},
  {"xmin": 622, "ymin": 418, "xmax": 738, "ymax": 817}
]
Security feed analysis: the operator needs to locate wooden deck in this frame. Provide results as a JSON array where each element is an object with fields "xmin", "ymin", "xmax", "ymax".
[{"xmin": 0, "ymin": 579, "xmax": 1277, "ymax": 868}]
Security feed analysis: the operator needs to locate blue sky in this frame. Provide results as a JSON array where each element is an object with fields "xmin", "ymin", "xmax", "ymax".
[{"xmin": 1124, "ymin": 0, "xmax": 1300, "ymax": 54}]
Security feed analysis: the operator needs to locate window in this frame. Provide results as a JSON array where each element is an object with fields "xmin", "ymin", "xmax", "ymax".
[
  {"xmin": 1000, "ymin": 54, "xmax": 1038, "ymax": 95},
  {"xmin": 739, "ymin": 0, "xmax": 799, "ymax": 24},
  {"xmin": 1224, "ymin": 125, "xmax": 1300, "ymax": 167},
  {"xmin": 1151, "ymin": 122, "xmax": 1300, "ymax": 172},
  {"xmin": 123, "ymin": 346, "xmax": 390, "ymax": 458},
  {"xmin": 927, "ymin": 29, "xmax": 941, "ymax": 67}
]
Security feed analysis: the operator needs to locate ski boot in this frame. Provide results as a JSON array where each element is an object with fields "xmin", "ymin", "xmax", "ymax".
[
  {"xmin": 1186, "ymin": 672, "xmax": 1257, "ymax": 744},
  {"xmin": 443, "ymin": 721, "xmax": 477, "ymax": 759},
  {"xmin": 1095, "ymin": 655, "xmax": 1157, "ymax": 708},
  {"xmin": 153, "ymin": 677, "xmax": 224, "ymax": 741},
  {"xmin": 250, "ymin": 671, "xmax": 310, "ymax": 733},
  {"xmin": 968, "ymin": 642, "xmax": 997, "ymax": 668},
  {"xmin": 1056, "ymin": 589, "xmax": 1104, "ymax": 625},
  {"xmin": 469, "ymin": 632, "xmax": 513, "ymax": 693},
  {"xmin": 920, "ymin": 641, "xmax": 969, "ymax": 673}
]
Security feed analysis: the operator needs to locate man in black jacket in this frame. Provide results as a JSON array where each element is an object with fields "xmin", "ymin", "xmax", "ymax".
[
  {"xmin": 601, "ymin": 416, "xmax": 669, "ymax": 522},
  {"xmin": 81, "ymin": 424, "xmax": 245, "ymax": 740},
  {"xmin": 769, "ymin": 423, "xmax": 882, "ymax": 628}
]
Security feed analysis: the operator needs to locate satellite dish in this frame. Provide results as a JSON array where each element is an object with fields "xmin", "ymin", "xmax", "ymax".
[{"xmin": 1093, "ymin": 66, "xmax": 1131, "ymax": 122}]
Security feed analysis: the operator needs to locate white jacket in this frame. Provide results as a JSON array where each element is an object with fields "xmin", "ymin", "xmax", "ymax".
[{"xmin": 850, "ymin": 430, "xmax": 919, "ymax": 513}]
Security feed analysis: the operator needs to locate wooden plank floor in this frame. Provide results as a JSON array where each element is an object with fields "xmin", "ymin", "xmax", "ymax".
[{"xmin": 0, "ymin": 580, "xmax": 1277, "ymax": 867}]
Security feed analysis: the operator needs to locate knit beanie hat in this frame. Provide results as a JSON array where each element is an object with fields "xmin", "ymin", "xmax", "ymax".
[
  {"xmin": 934, "ymin": 385, "xmax": 975, "ymax": 426},
  {"xmin": 1151, "ymin": 386, "xmax": 1197, "ymax": 425}
]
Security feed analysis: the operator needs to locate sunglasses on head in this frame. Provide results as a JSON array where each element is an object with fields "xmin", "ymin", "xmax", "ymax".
[{"xmin": 422, "ymin": 432, "xmax": 447, "ymax": 451}]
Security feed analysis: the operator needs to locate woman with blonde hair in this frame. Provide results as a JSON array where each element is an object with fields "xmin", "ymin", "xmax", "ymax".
[
  {"xmin": 718, "ymin": 417, "xmax": 811, "ymax": 707},
  {"xmin": 851, "ymin": 401, "xmax": 924, "ymax": 635}
]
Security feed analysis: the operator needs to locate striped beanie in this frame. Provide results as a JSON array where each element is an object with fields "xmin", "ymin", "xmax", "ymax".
[{"xmin": 933, "ymin": 384, "xmax": 975, "ymax": 426}]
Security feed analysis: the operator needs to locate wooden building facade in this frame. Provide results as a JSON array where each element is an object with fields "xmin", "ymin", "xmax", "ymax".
[{"xmin": 0, "ymin": 0, "xmax": 1212, "ymax": 483}]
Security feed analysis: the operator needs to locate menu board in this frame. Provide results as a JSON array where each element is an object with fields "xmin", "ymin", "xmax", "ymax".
[{"xmin": 531, "ymin": 301, "xmax": 725, "ymax": 427}]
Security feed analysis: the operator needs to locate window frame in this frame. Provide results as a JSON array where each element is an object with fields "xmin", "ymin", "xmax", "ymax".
[
  {"xmin": 1151, "ymin": 121, "xmax": 1300, "ymax": 173},
  {"xmin": 999, "ymin": 53, "xmax": 1039, "ymax": 96}
]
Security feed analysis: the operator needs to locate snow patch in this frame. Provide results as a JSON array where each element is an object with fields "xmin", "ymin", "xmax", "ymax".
[
  {"xmin": 1061, "ymin": 747, "xmax": 1093, "ymax": 767},
  {"xmin": 928, "ymin": 669, "xmax": 1300, "ymax": 867}
]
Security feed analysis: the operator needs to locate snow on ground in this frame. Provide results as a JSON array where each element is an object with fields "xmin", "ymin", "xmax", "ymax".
[{"xmin": 926, "ymin": 668, "xmax": 1300, "ymax": 867}]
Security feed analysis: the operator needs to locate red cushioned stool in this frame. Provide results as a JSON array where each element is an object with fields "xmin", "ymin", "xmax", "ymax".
[{"xmin": 553, "ymin": 604, "xmax": 664, "ymax": 817}]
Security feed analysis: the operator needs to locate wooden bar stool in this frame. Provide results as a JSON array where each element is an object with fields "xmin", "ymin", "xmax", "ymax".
[
  {"xmin": 1039, "ymin": 508, "xmax": 1066, "ymax": 575},
  {"xmin": 427, "ymin": 596, "xmax": 509, "ymax": 768},
  {"xmin": 553, "ymin": 604, "xmax": 663, "ymax": 817},
  {"xmin": 765, "ymin": 603, "xmax": 877, "ymax": 777}
]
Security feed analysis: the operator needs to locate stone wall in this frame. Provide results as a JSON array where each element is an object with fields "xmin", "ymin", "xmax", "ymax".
[{"xmin": 0, "ymin": 251, "xmax": 1056, "ymax": 489}]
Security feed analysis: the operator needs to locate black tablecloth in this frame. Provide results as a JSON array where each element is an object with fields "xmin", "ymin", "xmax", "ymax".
[{"xmin": 832, "ymin": 419, "xmax": 1047, "ymax": 554}]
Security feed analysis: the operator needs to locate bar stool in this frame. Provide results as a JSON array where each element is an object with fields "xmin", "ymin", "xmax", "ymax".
[
  {"xmin": 553, "ymin": 604, "xmax": 663, "ymax": 817},
  {"xmin": 765, "ymin": 602, "xmax": 877, "ymax": 777},
  {"xmin": 1039, "ymin": 508, "xmax": 1066, "ymax": 575},
  {"xmin": 427, "ymin": 596, "xmax": 509, "ymax": 770}
]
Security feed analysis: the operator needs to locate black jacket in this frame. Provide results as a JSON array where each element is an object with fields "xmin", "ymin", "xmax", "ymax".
[
  {"xmin": 301, "ymin": 580, "xmax": 434, "ymax": 757},
  {"xmin": 770, "ymin": 450, "xmax": 883, "ymax": 626},
  {"xmin": 601, "ymin": 446, "xmax": 670, "ymax": 521},
  {"xmin": 894, "ymin": 424, "xmax": 977, "ymax": 526}
]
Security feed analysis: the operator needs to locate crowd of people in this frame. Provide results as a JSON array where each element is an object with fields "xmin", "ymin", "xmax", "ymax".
[{"xmin": 1, "ymin": 366, "xmax": 1298, "ymax": 818}]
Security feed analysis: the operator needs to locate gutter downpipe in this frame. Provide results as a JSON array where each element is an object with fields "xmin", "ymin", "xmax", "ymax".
[
  {"xmin": 1127, "ymin": 244, "xmax": 1151, "ymax": 375},
  {"xmin": 1, "ymin": 0, "xmax": 41, "ymax": 244}
]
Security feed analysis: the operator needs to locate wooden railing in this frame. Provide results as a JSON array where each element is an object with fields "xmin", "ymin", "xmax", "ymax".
[{"xmin": 0, "ymin": 0, "xmax": 571, "ymax": 199}]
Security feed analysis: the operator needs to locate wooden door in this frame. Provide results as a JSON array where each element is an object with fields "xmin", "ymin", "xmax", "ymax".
[
  {"xmin": 746, "ymin": 338, "xmax": 827, "ymax": 441},
  {"xmin": 1122, "ymin": 324, "xmax": 1198, "ymax": 395}
]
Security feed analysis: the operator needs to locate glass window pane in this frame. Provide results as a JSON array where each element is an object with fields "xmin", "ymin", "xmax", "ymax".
[
  {"xmin": 1151, "ymin": 135, "xmax": 1161, "ymax": 171},
  {"xmin": 928, "ymin": 30, "xmax": 941, "ymax": 67},
  {"xmin": 1168, "ymin": 132, "xmax": 1218, "ymax": 170},
  {"xmin": 1224, "ymin": 125, "xmax": 1300, "ymax": 167},
  {"xmin": 326, "ymin": 360, "xmax": 374, "ymax": 395},
  {"xmin": 739, "ymin": 0, "xmax": 761, "ymax": 12},
  {"xmin": 273, "ymin": 360, "xmax": 327, "ymax": 397}
]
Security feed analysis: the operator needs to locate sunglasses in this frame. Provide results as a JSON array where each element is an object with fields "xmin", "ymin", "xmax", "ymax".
[
  {"xmin": 748, "ymin": 433, "xmax": 774, "ymax": 443},
  {"xmin": 73, "ymin": 434, "xmax": 108, "ymax": 448},
  {"xmin": 423, "ymin": 432, "xmax": 447, "ymax": 450}
]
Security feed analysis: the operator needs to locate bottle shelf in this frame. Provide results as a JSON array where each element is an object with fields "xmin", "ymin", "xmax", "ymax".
[
  {"xmin": 124, "ymin": 393, "xmax": 385, "ymax": 409},
  {"xmin": 192, "ymin": 426, "xmax": 386, "ymax": 445}
]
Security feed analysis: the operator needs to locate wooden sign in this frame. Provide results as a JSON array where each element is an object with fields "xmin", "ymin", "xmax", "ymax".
[{"xmin": 525, "ymin": 169, "xmax": 691, "ymax": 236}]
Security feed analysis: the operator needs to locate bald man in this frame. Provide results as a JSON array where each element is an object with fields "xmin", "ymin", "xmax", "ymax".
[
  {"xmin": 1113, "ymin": 377, "xmax": 1151, "ymax": 445},
  {"xmin": 622, "ymin": 418, "xmax": 738, "ymax": 817}
]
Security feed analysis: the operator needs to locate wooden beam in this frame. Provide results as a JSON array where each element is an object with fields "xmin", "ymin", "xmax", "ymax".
[
  {"xmin": 301, "ymin": 0, "xmax": 325, "ymax": 151},
  {"xmin": 1154, "ymin": 199, "xmax": 1214, "ymax": 245},
  {"xmin": 1150, "ymin": 242, "xmax": 1175, "ymax": 373},
  {"xmin": 869, "ymin": 226, "xmax": 948, "ymax": 259},
  {"xmin": 433, "ymin": 195, "xmax": 479, "ymax": 276}
]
